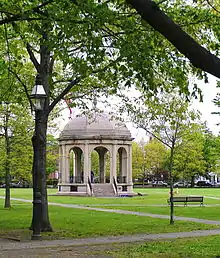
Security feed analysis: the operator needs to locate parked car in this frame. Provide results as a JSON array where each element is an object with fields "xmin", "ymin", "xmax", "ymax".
[
  {"xmin": 173, "ymin": 181, "xmax": 190, "ymax": 188},
  {"xmin": 152, "ymin": 181, "xmax": 168, "ymax": 187},
  {"xmin": 213, "ymin": 182, "xmax": 220, "ymax": 187},
  {"xmin": 196, "ymin": 181, "xmax": 213, "ymax": 187},
  {"xmin": 173, "ymin": 182, "xmax": 184, "ymax": 187},
  {"xmin": 0, "ymin": 182, "xmax": 29, "ymax": 188}
]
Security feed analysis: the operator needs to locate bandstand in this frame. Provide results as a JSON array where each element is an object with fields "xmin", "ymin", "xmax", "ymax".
[{"xmin": 57, "ymin": 113, "xmax": 135, "ymax": 197}]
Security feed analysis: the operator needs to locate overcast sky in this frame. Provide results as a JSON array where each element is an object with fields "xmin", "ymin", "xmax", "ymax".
[
  {"xmin": 58, "ymin": 75, "xmax": 220, "ymax": 141},
  {"xmin": 192, "ymin": 75, "xmax": 219, "ymax": 135}
]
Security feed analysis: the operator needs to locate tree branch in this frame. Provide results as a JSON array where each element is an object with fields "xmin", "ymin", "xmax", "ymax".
[
  {"xmin": 8, "ymin": 69, "xmax": 33, "ymax": 111},
  {"xmin": 139, "ymin": 124, "xmax": 171, "ymax": 148},
  {"xmin": 126, "ymin": 0, "xmax": 220, "ymax": 79},
  {"xmin": 48, "ymin": 77, "xmax": 81, "ymax": 113},
  {"xmin": 49, "ymin": 57, "xmax": 54, "ymax": 75},
  {"xmin": 26, "ymin": 43, "xmax": 40, "ymax": 73},
  {"xmin": 0, "ymin": 0, "xmax": 54, "ymax": 25}
]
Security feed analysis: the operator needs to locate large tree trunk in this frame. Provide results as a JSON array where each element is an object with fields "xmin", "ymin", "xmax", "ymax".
[
  {"xmin": 31, "ymin": 110, "xmax": 52, "ymax": 232},
  {"xmin": 29, "ymin": 22, "xmax": 53, "ymax": 234},
  {"xmin": 126, "ymin": 0, "xmax": 220, "ymax": 79}
]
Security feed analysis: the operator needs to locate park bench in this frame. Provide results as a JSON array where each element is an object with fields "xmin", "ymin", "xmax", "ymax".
[{"xmin": 167, "ymin": 196, "xmax": 204, "ymax": 206}]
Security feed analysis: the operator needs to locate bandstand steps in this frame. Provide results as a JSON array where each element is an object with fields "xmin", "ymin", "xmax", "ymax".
[{"xmin": 92, "ymin": 183, "xmax": 116, "ymax": 197}]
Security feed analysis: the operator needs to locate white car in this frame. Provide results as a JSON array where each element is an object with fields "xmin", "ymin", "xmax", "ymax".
[{"xmin": 152, "ymin": 181, "xmax": 168, "ymax": 187}]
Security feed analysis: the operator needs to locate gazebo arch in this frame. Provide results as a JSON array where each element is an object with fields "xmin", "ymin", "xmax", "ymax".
[
  {"xmin": 69, "ymin": 147, "xmax": 83, "ymax": 183},
  {"xmin": 117, "ymin": 147, "xmax": 128, "ymax": 184},
  {"xmin": 91, "ymin": 146, "xmax": 109, "ymax": 184},
  {"xmin": 57, "ymin": 113, "xmax": 135, "ymax": 197}
]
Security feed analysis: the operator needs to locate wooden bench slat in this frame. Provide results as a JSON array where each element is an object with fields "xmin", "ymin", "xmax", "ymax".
[{"xmin": 167, "ymin": 196, "xmax": 204, "ymax": 206}]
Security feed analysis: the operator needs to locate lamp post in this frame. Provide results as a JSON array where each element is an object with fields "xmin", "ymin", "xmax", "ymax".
[{"xmin": 30, "ymin": 74, "xmax": 47, "ymax": 240}]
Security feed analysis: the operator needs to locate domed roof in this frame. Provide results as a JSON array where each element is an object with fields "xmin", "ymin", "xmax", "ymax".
[{"xmin": 59, "ymin": 113, "xmax": 132, "ymax": 140}]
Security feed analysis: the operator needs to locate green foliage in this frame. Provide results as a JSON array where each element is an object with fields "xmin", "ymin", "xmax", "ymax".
[
  {"xmin": 173, "ymin": 124, "xmax": 207, "ymax": 181},
  {"xmin": 46, "ymin": 134, "xmax": 58, "ymax": 178},
  {"xmin": 132, "ymin": 141, "xmax": 146, "ymax": 179},
  {"xmin": 203, "ymin": 130, "xmax": 220, "ymax": 174},
  {"xmin": 91, "ymin": 151, "xmax": 99, "ymax": 176},
  {"xmin": 0, "ymin": 0, "xmax": 212, "ymax": 109},
  {"xmin": 144, "ymin": 139, "xmax": 168, "ymax": 175},
  {"xmin": 0, "ymin": 103, "xmax": 33, "ymax": 183},
  {"xmin": 132, "ymin": 140, "xmax": 168, "ymax": 180},
  {"xmin": 126, "ymin": 91, "xmax": 199, "ymax": 149}
]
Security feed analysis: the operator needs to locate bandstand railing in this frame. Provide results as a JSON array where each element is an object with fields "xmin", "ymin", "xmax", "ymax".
[
  {"xmin": 69, "ymin": 176, "xmax": 84, "ymax": 183},
  {"xmin": 117, "ymin": 176, "xmax": 127, "ymax": 183}
]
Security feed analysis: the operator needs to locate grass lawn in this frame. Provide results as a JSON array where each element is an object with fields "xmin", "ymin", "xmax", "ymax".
[
  {"xmin": 1, "ymin": 188, "xmax": 220, "ymax": 221},
  {"xmin": 0, "ymin": 187, "xmax": 220, "ymax": 240},
  {"xmin": 0, "ymin": 199, "xmax": 216, "ymax": 240},
  {"xmin": 107, "ymin": 235, "xmax": 220, "ymax": 257},
  {"xmin": 0, "ymin": 188, "xmax": 220, "ymax": 239},
  {"xmin": 95, "ymin": 188, "xmax": 220, "ymax": 221},
  {"xmin": 1, "ymin": 188, "xmax": 220, "ymax": 257}
]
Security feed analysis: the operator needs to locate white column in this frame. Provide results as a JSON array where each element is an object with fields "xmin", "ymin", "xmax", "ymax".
[
  {"xmin": 122, "ymin": 148, "xmax": 128, "ymax": 178},
  {"xmin": 127, "ymin": 144, "xmax": 133, "ymax": 184},
  {"xmin": 65, "ymin": 145, "xmax": 70, "ymax": 183},
  {"xmin": 110, "ymin": 144, "xmax": 117, "ymax": 183},
  {"xmin": 58, "ymin": 144, "xmax": 62, "ymax": 183},
  {"xmin": 99, "ymin": 149, "xmax": 106, "ymax": 183},
  {"xmin": 83, "ymin": 143, "xmax": 89, "ymax": 183},
  {"xmin": 76, "ymin": 150, "xmax": 82, "ymax": 178},
  {"xmin": 119, "ymin": 150, "xmax": 122, "ymax": 178},
  {"xmin": 61, "ymin": 144, "xmax": 66, "ymax": 183}
]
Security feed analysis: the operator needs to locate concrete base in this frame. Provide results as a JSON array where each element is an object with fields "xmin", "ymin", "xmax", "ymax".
[
  {"xmin": 56, "ymin": 192, "xmax": 90, "ymax": 196},
  {"xmin": 57, "ymin": 183, "xmax": 136, "ymax": 197}
]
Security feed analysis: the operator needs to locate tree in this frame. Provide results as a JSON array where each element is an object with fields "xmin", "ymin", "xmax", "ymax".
[
  {"xmin": 132, "ymin": 141, "xmax": 146, "ymax": 181},
  {"xmin": 46, "ymin": 134, "xmax": 58, "ymax": 178},
  {"xmin": 173, "ymin": 124, "xmax": 207, "ymax": 186},
  {"xmin": 0, "ymin": 102, "xmax": 11, "ymax": 208},
  {"xmin": 126, "ymin": 0, "xmax": 220, "ymax": 79},
  {"xmin": 1, "ymin": 0, "xmax": 199, "ymax": 233},
  {"xmin": 203, "ymin": 130, "xmax": 220, "ymax": 175},
  {"xmin": 0, "ymin": 102, "xmax": 33, "ymax": 207},
  {"xmin": 144, "ymin": 138, "xmax": 168, "ymax": 181},
  {"xmin": 132, "ymin": 140, "xmax": 168, "ymax": 183},
  {"xmin": 125, "ymin": 91, "xmax": 199, "ymax": 224},
  {"xmin": 1, "ymin": 1, "xmax": 220, "ymax": 79},
  {"xmin": 0, "ymin": 0, "xmax": 218, "ymax": 234}
]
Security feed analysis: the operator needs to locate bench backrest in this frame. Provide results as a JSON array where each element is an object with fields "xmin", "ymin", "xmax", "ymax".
[
  {"xmin": 186, "ymin": 196, "xmax": 203, "ymax": 202},
  {"xmin": 168, "ymin": 196, "xmax": 203, "ymax": 203},
  {"xmin": 171, "ymin": 197, "xmax": 187, "ymax": 202}
]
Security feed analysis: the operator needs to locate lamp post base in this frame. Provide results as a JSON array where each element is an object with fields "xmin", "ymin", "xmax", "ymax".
[{"xmin": 31, "ymin": 234, "xmax": 41, "ymax": 240}]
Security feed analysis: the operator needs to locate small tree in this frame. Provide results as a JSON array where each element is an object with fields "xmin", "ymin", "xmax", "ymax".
[
  {"xmin": 0, "ymin": 102, "xmax": 33, "ymax": 207},
  {"xmin": 126, "ymin": 91, "xmax": 198, "ymax": 224}
]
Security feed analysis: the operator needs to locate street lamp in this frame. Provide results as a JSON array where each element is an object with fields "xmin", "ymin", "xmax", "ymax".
[
  {"xmin": 30, "ymin": 75, "xmax": 47, "ymax": 111},
  {"xmin": 30, "ymin": 74, "xmax": 47, "ymax": 240}
]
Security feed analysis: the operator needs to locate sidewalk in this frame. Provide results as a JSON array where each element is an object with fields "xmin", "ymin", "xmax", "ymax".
[{"xmin": 1, "ymin": 229, "xmax": 220, "ymax": 251}]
